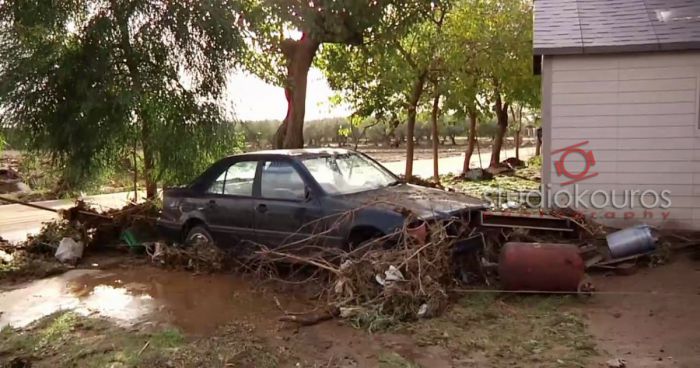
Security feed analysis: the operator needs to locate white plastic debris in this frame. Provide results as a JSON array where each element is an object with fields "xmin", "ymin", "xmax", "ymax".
[
  {"xmin": 375, "ymin": 274, "xmax": 385, "ymax": 286},
  {"xmin": 385, "ymin": 265, "xmax": 404, "ymax": 282},
  {"xmin": 417, "ymin": 303, "xmax": 429, "ymax": 318},
  {"xmin": 340, "ymin": 259, "xmax": 353, "ymax": 271},
  {"xmin": 55, "ymin": 237, "xmax": 84, "ymax": 264},
  {"xmin": 151, "ymin": 242, "xmax": 165, "ymax": 263},
  {"xmin": 501, "ymin": 201, "xmax": 520, "ymax": 210},
  {"xmin": 606, "ymin": 358, "xmax": 627, "ymax": 368},
  {"xmin": 376, "ymin": 265, "xmax": 405, "ymax": 286},
  {"xmin": 0, "ymin": 250, "xmax": 13, "ymax": 263},
  {"xmin": 339, "ymin": 307, "xmax": 364, "ymax": 319}
]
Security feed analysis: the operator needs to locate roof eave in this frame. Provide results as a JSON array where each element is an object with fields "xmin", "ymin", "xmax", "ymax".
[{"xmin": 535, "ymin": 42, "xmax": 700, "ymax": 56}]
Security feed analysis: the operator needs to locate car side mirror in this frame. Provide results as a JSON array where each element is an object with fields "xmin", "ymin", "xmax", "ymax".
[{"xmin": 304, "ymin": 186, "xmax": 313, "ymax": 201}]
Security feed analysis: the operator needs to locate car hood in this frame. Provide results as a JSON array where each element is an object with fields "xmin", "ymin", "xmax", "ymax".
[{"xmin": 337, "ymin": 184, "xmax": 487, "ymax": 219}]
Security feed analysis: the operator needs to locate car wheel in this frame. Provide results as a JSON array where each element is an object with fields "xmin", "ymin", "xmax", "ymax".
[
  {"xmin": 186, "ymin": 225, "xmax": 213, "ymax": 246},
  {"xmin": 347, "ymin": 229, "xmax": 385, "ymax": 252}
]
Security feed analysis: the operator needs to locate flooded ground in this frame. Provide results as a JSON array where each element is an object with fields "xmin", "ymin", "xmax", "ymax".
[
  {"xmin": 1, "ymin": 254, "xmax": 699, "ymax": 367},
  {"xmin": 0, "ymin": 266, "xmax": 305, "ymax": 335}
]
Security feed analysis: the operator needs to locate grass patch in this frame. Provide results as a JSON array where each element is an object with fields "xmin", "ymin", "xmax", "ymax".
[
  {"xmin": 37, "ymin": 312, "xmax": 78, "ymax": 349},
  {"xmin": 162, "ymin": 322, "xmax": 282, "ymax": 368},
  {"xmin": 378, "ymin": 351, "xmax": 420, "ymax": 368},
  {"xmin": 0, "ymin": 312, "xmax": 285, "ymax": 368},
  {"xmin": 443, "ymin": 167, "xmax": 541, "ymax": 201},
  {"xmin": 149, "ymin": 328, "xmax": 185, "ymax": 349},
  {"xmin": 406, "ymin": 294, "xmax": 597, "ymax": 368},
  {"xmin": 347, "ymin": 307, "xmax": 404, "ymax": 333}
]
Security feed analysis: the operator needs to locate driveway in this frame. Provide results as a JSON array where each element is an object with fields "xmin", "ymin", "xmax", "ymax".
[{"xmin": 0, "ymin": 146, "xmax": 536, "ymax": 242}]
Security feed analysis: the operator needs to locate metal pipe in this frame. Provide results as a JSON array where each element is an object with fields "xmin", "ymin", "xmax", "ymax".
[
  {"xmin": 0, "ymin": 195, "xmax": 112, "ymax": 219},
  {"xmin": 0, "ymin": 195, "xmax": 58, "ymax": 213}
]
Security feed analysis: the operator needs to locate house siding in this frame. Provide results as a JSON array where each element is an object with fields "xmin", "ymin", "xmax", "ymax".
[{"xmin": 545, "ymin": 51, "xmax": 700, "ymax": 229}]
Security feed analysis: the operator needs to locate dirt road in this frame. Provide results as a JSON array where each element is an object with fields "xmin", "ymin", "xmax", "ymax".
[{"xmin": 382, "ymin": 146, "xmax": 536, "ymax": 177}]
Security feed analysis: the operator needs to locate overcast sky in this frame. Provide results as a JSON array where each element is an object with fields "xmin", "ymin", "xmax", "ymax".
[{"xmin": 225, "ymin": 68, "xmax": 350, "ymax": 121}]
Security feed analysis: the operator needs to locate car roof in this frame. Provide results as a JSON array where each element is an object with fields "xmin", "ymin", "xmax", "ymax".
[{"xmin": 235, "ymin": 148, "xmax": 354, "ymax": 158}]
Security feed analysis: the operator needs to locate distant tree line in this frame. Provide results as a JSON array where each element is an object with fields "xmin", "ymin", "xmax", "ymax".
[{"xmin": 241, "ymin": 114, "xmax": 537, "ymax": 150}]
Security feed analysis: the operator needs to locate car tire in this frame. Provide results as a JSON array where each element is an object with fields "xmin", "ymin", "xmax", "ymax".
[
  {"xmin": 347, "ymin": 230, "xmax": 385, "ymax": 252},
  {"xmin": 186, "ymin": 225, "xmax": 213, "ymax": 246}
]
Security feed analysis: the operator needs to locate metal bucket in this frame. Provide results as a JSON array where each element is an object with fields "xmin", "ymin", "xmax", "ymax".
[{"xmin": 606, "ymin": 225, "xmax": 656, "ymax": 259}]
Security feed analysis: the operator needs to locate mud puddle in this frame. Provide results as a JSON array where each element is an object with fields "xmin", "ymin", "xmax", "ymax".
[{"xmin": 0, "ymin": 266, "xmax": 303, "ymax": 335}]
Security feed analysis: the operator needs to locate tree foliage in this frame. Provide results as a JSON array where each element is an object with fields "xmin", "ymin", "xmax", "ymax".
[
  {"xmin": 0, "ymin": 0, "xmax": 246, "ymax": 194},
  {"xmin": 241, "ymin": 0, "xmax": 436, "ymax": 148},
  {"xmin": 319, "ymin": 1, "xmax": 451, "ymax": 178},
  {"xmin": 319, "ymin": 0, "xmax": 539, "ymax": 174}
]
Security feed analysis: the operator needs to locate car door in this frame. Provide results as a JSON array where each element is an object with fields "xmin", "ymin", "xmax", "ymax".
[
  {"xmin": 253, "ymin": 159, "xmax": 324, "ymax": 247},
  {"xmin": 203, "ymin": 160, "xmax": 258, "ymax": 246}
]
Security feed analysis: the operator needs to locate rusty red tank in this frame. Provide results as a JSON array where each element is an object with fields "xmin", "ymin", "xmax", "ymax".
[{"xmin": 498, "ymin": 242, "xmax": 585, "ymax": 292}]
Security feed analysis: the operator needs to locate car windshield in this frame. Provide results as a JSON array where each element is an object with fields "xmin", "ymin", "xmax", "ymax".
[{"xmin": 301, "ymin": 153, "xmax": 398, "ymax": 195}]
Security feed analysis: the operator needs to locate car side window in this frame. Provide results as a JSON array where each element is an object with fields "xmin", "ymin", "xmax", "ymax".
[
  {"xmin": 208, "ymin": 161, "xmax": 257, "ymax": 196},
  {"xmin": 260, "ymin": 161, "xmax": 306, "ymax": 200},
  {"xmin": 208, "ymin": 170, "xmax": 227, "ymax": 195}
]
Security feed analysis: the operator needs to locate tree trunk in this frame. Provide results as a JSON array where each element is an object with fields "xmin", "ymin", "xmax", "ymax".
[
  {"xmin": 114, "ymin": 3, "xmax": 157, "ymax": 199},
  {"xmin": 489, "ymin": 94, "xmax": 509, "ymax": 168},
  {"xmin": 431, "ymin": 91, "xmax": 441, "ymax": 184},
  {"xmin": 132, "ymin": 138, "xmax": 138, "ymax": 202},
  {"xmin": 141, "ymin": 122, "xmax": 158, "ymax": 199},
  {"xmin": 385, "ymin": 119, "xmax": 399, "ymax": 147},
  {"xmin": 274, "ymin": 35, "xmax": 320, "ymax": 149},
  {"xmin": 510, "ymin": 105, "xmax": 522, "ymax": 161},
  {"xmin": 462, "ymin": 110, "xmax": 478, "ymax": 174},
  {"xmin": 404, "ymin": 72, "xmax": 428, "ymax": 180},
  {"xmin": 449, "ymin": 135, "xmax": 456, "ymax": 145}
]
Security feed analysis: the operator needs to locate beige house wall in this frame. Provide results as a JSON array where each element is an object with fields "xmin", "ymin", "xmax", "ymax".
[{"xmin": 543, "ymin": 51, "xmax": 700, "ymax": 229}]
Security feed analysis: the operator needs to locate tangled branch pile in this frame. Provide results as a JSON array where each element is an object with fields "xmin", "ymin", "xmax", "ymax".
[
  {"xmin": 246, "ymin": 216, "xmax": 474, "ymax": 325},
  {"xmin": 59, "ymin": 200, "xmax": 160, "ymax": 247}
]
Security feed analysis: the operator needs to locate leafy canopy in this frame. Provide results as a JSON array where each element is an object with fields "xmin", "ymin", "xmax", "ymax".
[
  {"xmin": 0, "ymin": 0, "xmax": 246, "ymax": 187},
  {"xmin": 242, "ymin": 0, "xmax": 438, "ymax": 86}
]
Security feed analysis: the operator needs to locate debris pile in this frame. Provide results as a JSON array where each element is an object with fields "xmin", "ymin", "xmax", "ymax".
[
  {"xmin": 2, "ymin": 191, "xmax": 694, "ymax": 329},
  {"xmin": 0, "ymin": 167, "xmax": 31, "ymax": 194},
  {"xmin": 0, "ymin": 235, "xmax": 68, "ymax": 279},
  {"xmin": 146, "ymin": 240, "xmax": 231, "ymax": 273},
  {"xmin": 246, "ymin": 219, "xmax": 472, "ymax": 325},
  {"xmin": 0, "ymin": 198, "xmax": 160, "ymax": 280}
]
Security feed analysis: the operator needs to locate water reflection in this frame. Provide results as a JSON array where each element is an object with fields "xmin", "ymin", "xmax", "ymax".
[{"xmin": 0, "ymin": 267, "xmax": 295, "ymax": 334}]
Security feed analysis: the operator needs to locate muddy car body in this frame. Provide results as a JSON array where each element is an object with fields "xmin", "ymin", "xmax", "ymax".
[{"xmin": 158, "ymin": 149, "xmax": 487, "ymax": 248}]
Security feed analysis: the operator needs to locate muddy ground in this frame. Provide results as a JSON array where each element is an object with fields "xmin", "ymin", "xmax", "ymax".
[
  {"xmin": 584, "ymin": 253, "xmax": 700, "ymax": 367},
  {"xmin": 1, "ymin": 249, "xmax": 698, "ymax": 368}
]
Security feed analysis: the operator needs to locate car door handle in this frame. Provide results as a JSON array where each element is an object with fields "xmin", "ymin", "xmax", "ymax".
[
  {"xmin": 198, "ymin": 200, "xmax": 217, "ymax": 211},
  {"xmin": 256, "ymin": 203, "xmax": 267, "ymax": 214}
]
